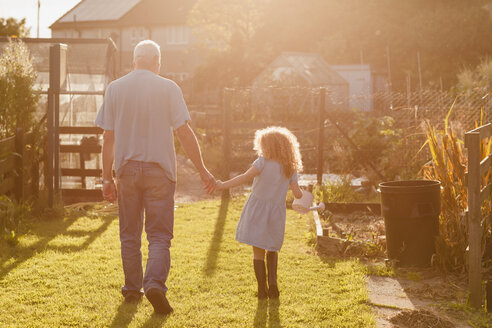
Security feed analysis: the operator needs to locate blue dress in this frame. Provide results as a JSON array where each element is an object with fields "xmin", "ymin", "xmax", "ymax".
[{"xmin": 235, "ymin": 156, "xmax": 298, "ymax": 251}]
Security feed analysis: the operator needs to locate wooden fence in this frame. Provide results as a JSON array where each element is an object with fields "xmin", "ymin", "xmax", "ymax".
[
  {"xmin": 465, "ymin": 123, "xmax": 492, "ymax": 308},
  {"xmin": 0, "ymin": 128, "xmax": 39, "ymax": 200}
]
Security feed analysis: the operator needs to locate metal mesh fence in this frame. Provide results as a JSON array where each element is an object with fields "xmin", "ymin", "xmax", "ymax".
[{"xmin": 192, "ymin": 87, "xmax": 491, "ymax": 179}]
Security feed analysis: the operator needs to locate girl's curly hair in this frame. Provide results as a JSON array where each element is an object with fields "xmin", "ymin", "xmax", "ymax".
[{"xmin": 254, "ymin": 126, "xmax": 303, "ymax": 178}]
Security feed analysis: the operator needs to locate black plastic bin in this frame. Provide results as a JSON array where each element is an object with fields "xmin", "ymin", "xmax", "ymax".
[{"xmin": 379, "ymin": 180, "xmax": 441, "ymax": 267}]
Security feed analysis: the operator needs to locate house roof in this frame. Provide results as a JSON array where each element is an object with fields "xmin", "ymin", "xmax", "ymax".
[
  {"xmin": 53, "ymin": 0, "xmax": 141, "ymax": 25},
  {"xmin": 254, "ymin": 52, "xmax": 348, "ymax": 87},
  {"xmin": 485, "ymin": 3, "xmax": 492, "ymax": 17},
  {"xmin": 50, "ymin": 0, "xmax": 197, "ymax": 29}
]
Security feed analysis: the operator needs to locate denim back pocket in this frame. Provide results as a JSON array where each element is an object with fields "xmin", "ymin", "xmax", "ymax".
[
  {"xmin": 143, "ymin": 165, "xmax": 167, "ymax": 177},
  {"xmin": 117, "ymin": 164, "xmax": 138, "ymax": 178}
]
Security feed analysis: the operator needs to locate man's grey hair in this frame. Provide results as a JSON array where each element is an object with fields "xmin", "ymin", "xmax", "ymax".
[{"xmin": 133, "ymin": 40, "xmax": 161, "ymax": 65}]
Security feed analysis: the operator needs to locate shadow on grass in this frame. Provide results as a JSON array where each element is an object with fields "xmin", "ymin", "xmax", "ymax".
[
  {"xmin": 254, "ymin": 299, "xmax": 281, "ymax": 328},
  {"xmin": 140, "ymin": 313, "xmax": 169, "ymax": 328},
  {"xmin": 0, "ymin": 212, "xmax": 116, "ymax": 280},
  {"xmin": 269, "ymin": 299, "xmax": 281, "ymax": 328},
  {"xmin": 108, "ymin": 300, "xmax": 139, "ymax": 328},
  {"xmin": 317, "ymin": 254, "xmax": 343, "ymax": 269},
  {"xmin": 254, "ymin": 299, "xmax": 267, "ymax": 327},
  {"xmin": 202, "ymin": 197, "xmax": 230, "ymax": 276}
]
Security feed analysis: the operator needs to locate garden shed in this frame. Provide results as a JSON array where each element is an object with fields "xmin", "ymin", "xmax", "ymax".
[
  {"xmin": 0, "ymin": 37, "xmax": 118, "ymax": 204},
  {"xmin": 252, "ymin": 52, "xmax": 349, "ymax": 109},
  {"xmin": 331, "ymin": 64, "xmax": 388, "ymax": 111}
]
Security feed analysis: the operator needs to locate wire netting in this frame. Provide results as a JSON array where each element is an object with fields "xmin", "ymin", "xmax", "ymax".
[{"xmin": 191, "ymin": 87, "xmax": 491, "ymax": 180}]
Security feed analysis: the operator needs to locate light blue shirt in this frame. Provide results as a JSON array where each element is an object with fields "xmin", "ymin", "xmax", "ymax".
[{"xmin": 95, "ymin": 69, "xmax": 190, "ymax": 182}]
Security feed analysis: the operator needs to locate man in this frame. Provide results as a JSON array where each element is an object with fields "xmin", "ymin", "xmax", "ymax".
[{"xmin": 95, "ymin": 40, "xmax": 215, "ymax": 315}]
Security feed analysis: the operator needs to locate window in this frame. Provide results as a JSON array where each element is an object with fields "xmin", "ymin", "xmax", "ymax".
[
  {"xmin": 166, "ymin": 26, "xmax": 190, "ymax": 45},
  {"xmin": 131, "ymin": 27, "xmax": 146, "ymax": 48},
  {"xmin": 167, "ymin": 72, "xmax": 189, "ymax": 82}
]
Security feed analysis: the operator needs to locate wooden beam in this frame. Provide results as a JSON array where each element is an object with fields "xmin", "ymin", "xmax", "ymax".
[
  {"xmin": 466, "ymin": 123, "xmax": 492, "ymax": 141},
  {"xmin": 467, "ymin": 131, "xmax": 483, "ymax": 308},
  {"xmin": 230, "ymin": 121, "xmax": 310, "ymax": 130},
  {"xmin": 62, "ymin": 188, "xmax": 103, "ymax": 204},
  {"xmin": 61, "ymin": 168, "xmax": 102, "ymax": 177},
  {"xmin": 59, "ymin": 144, "xmax": 101, "ymax": 153},
  {"xmin": 317, "ymin": 88, "xmax": 326, "ymax": 185},
  {"xmin": 15, "ymin": 128, "xmax": 24, "ymax": 201},
  {"xmin": 59, "ymin": 126, "xmax": 103, "ymax": 134}
]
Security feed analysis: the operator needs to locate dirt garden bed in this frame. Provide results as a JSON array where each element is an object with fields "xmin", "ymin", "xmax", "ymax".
[
  {"xmin": 313, "ymin": 203, "xmax": 386, "ymax": 259},
  {"xmin": 311, "ymin": 205, "xmax": 491, "ymax": 328}
]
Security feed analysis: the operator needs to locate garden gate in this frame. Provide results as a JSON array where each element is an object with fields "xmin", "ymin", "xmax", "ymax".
[{"xmin": 36, "ymin": 39, "xmax": 117, "ymax": 206}]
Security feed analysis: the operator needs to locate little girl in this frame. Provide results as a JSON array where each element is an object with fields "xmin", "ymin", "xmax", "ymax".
[{"xmin": 216, "ymin": 126, "xmax": 303, "ymax": 299}]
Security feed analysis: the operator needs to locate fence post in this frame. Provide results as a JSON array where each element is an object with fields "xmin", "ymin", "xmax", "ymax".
[
  {"xmin": 15, "ymin": 128, "xmax": 24, "ymax": 201},
  {"xmin": 317, "ymin": 88, "xmax": 326, "ymax": 185},
  {"xmin": 222, "ymin": 88, "xmax": 232, "ymax": 199},
  {"xmin": 465, "ymin": 131, "xmax": 483, "ymax": 308}
]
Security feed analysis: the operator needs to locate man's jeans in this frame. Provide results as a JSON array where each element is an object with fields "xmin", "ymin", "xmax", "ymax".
[{"xmin": 117, "ymin": 160, "xmax": 175, "ymax": 296}]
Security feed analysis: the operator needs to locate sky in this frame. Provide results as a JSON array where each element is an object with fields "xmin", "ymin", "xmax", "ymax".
[{"xmin": 0, "ymin": 0, "xmax": 80, "ymax": 37}]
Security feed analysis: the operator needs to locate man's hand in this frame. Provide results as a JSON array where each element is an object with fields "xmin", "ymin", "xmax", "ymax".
[
  {"xmin": 199, "ymin": 168, "xmax": 216, "ymax": 194},
  {"xmin": 102, "ymin": 181, "xmax": 117, "ymax": 203},
  {"xmin": 176, "ymin": 123, "xmax": 217, "ymax": 195},
  {"xmin": 215, "ymin": 180, "xmax": 224, "ymax": 191}
]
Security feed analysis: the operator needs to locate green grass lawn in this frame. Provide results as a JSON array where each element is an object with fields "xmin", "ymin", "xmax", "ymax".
[{"xmin": 0, "ymin": 197, "xmax": 375, "ymax": 327}]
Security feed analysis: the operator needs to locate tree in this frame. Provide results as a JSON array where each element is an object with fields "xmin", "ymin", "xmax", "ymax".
[
  {"xmin": 256, "ymin": 0, "xmax": 492, "ymax": 90},
  {"xmin": 0, "ymin": 40, "xmax": 39, "ymax": 138},
  {"xmin": 457, "ymin": 58, "xmax": 492, "ymax": 93},
  {"xmin": 189, "ymin": 0, "xmax": 492, "ymax": 92},
  {"xmin": 188, "ymin": 0, "xmax": 270, "ymax": 90},
  {"xmin": 0, "ymin": 18, "xmax": 30, "ymax": 37}
]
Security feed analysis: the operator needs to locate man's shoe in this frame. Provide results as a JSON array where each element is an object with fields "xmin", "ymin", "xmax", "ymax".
[
  {"xmin": 145, "ymin": 288, "xmax": 174, "ymax": 315},
  {"xmin": 123, "ymin": 290, "xmax": 143, "ymax": 303}
]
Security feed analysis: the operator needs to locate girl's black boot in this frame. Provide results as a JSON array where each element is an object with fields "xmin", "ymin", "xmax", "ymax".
[
  {"xmin": 267, "ymin": 251, "xmax": 280, "ymax": 298},
  {"xmin": 253, "ymin": 259, "xmax": 268, "ymax": 299}
]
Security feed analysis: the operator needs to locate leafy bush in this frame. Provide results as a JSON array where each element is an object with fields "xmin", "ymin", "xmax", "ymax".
[
  {"xmin": 0, "ymin": 38, "xmax": 39, "ymax": 138},
  {"xmin": 421, "ymin": 107, "xmax": 491, "ymax": 272},
  {"xmin": 0, "ymin": 39, "xmax": 42, "ymax": 243},
  {"xmin": 326, "ymin": 111, "xmax": 423, "ymax": 182},
  {"xmin": 457, "ymin": 58, "xmax": 492, "ymax": 94},
  {"xmin": 0, "ymin": 195, "xmax": 31, "ymax": 245},
  {"xmin": 313, "ymin": 176, "xmax": 374, "ymax": 204}
]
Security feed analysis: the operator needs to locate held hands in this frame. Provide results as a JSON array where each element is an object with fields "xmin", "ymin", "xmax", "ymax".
[
  {"xmin": 102, "ymin": 180, "xmax": 117, "ymax": 203},
  {"xmin": 199, "ymin": 168, "xmax": 217, "ymax": 194},
  {"xmin": 215, "ymin": 180, "xmax": 224, "ymax": 191}
]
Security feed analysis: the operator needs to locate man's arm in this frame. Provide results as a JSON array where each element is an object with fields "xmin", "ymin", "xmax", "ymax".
[
  {"xmin": 176, "ymin": 122, "xmax": 216, "ymax": 193},
  {"xmin": 101, "ymin": 130, "xmax": 116, "ymax": 202}
]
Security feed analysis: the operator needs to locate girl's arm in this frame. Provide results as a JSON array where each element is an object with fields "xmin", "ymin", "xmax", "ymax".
[
  {"xmin": 290, "ymin": 181, "xmax": 303, "ymax": 199},
  {"xmin": 216, "ymin": 166, "xmax": 260, "ymax": 190}
]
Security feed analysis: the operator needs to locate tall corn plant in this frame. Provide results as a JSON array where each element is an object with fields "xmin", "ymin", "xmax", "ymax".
[{"xmin": 421, "ymin": 104, "xmax": 491, "ymax": 272}]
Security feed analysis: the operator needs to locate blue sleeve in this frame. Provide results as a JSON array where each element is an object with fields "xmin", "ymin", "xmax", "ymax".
[
  {"xmin": 170, "ymin": 82, "xmax": 191, "ymax": 129},
  {"xmin": 253, "ymin": 156, "xmax": 265, "ymax": 172},
  {"xmin": 95, "ymin": 84, "xmax": 115, "ymax": 130},
  {"xmin": 290, "ymin": 171, "xmax": 298, "ymax": 184}
]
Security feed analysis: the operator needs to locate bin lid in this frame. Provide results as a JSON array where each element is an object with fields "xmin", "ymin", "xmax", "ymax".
[{"xmin": 378, "ymin": 180, "xmax": 441, "ymax": 193}]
